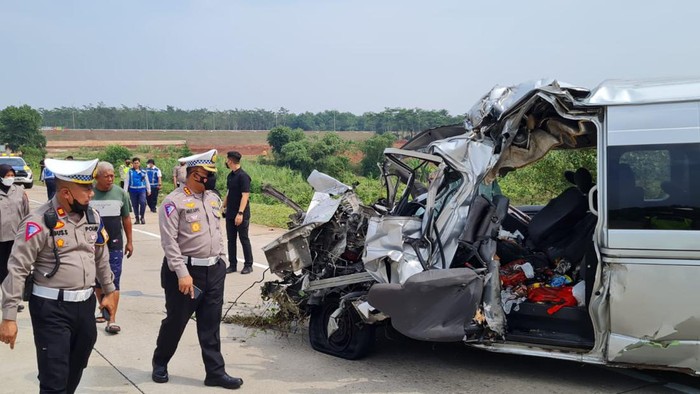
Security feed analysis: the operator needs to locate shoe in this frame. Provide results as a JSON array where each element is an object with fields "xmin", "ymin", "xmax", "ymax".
[
  {"xmin": 151, "ymin": 209, "xmax": 157, "ymax": 213},
  {"xmin": 105, "ymin": 323, "xmax": 121, "ymax": 334},
  {"xmin": 140, "ymin": 218, "xmax": 146, "ymax": 225},
  {"xmin": 152, "ymin": 362, "xmax": 169, "ymax": 383},
  {"xmin": 17, "ymin": 304, "xmax": 24, "ymax": 312},
  {"xmin": 204, "ymin": 374, "xmax": 243, "ymax": 390},
  {"xmin": 134, "ymin": 219, "xmax": 140, "ymax": 225},
  {"xmin": 240, "ymin": 266, "xmax": 253, "ymax": 275},
  {"xmin": 226, "ymin": 266, "xmax": 237, "ymax": 274}
]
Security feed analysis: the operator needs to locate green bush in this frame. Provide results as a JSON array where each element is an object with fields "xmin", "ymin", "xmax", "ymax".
[{"xmin": 99, "ymin": 145, "xmax": 132, "ymax": 167}]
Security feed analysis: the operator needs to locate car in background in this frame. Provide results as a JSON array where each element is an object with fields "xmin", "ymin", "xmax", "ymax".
[{"xmin": 0, "ymin": 154, "xmax": 33, "ymax": 188}]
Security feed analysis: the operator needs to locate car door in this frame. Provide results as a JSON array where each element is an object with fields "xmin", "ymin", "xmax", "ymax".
[{"xmin": 600, "ymin": 102, "xmax": 700, "ymax": 374}]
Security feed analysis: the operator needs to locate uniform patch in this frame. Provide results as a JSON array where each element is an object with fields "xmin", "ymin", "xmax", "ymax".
[
  {"xmin": 183, "ymin": 187, "xmax": 192, "ymax": 196},
  {"xmin": 210, "ymin": 201, "xmax": 218, "ymax": 207},
  {"xmin": 25, "ymin": 222, "xmax": 42, "ymax": 241},
  {"xmin": 56, "ymin": 239, "xmax": 65, "ymax": 248},
  {"xmin": 56, "ymin": 207, "xmax": 66, "ymax": 217},
  {"xmin": 185, "ymin": 202, "xmax": 196, "ymax": 208},
  {"xmin": 164, "ymin": 203, "xmax": 176, "ymax": 217},
  {"xmin": 191, "ymin": 222, "xmax": 201, "ymax": 232},
  {"xmin": 54, "ymin": 220, "xmax": 65, "ymax": 230}
]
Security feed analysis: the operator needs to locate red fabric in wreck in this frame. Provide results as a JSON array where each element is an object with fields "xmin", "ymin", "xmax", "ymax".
[
  {"xmin": 501, "ymin": 271, "xmax": 527, "ymax": 287},
  {"xmin": 527, "ymin": 286, "xmax": 577, "ymax": 315}
]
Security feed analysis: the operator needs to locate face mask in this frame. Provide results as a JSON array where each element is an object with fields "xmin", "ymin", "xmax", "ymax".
[
  {"xmin": 225, "ymin": 162, "xmax": 229, "ymax": 169},
  {"xmin": 68, "ymin": 190, "xmax": 89, "ymax": 213},
  {"xmin": 197, "ymin": 173, "xmax": 217, "ymax": 190},
  {"xmin": 1, "ymin": 177, "xmax": 14, "ymax": 187}
]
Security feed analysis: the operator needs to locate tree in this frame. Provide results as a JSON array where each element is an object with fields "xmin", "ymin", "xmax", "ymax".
[
  {"xmin": 99, "ymin": 145, "xmax": 133, "ymax": 167},
  {"xmin": 0, "ymin": 105, "xmax": 46, "ymax": 151},
  {"xmin": 360, "ymin": 134, "xmax": 396, "ymax": 177}
]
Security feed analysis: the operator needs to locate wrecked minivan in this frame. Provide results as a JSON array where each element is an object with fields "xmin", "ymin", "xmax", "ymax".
[{"xmin": 262, "ymin": 78, "xmax": 700, "ymax": 375}]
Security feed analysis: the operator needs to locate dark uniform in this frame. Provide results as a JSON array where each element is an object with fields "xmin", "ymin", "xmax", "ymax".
[
  {"xmin": 225, "ymin": 166, "xmax": 253, "ymax": 272},
  {"xmin": 0, "ymin": 158, "xmax": 115, "ymax": 394},
  {"xmin": 152, "ymin": 149, "xmax": 241, "ymax": 389}
]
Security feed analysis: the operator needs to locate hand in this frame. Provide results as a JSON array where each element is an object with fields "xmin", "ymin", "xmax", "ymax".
[
  {"xmin": 178, "ymin": 275, "xmax": 194, "ymax": 298},
  {"xmin": 157, "ymin": 185, "xmax": 162, "ymax": 190},
  {"xmin": 147, "ymin": 191, "xmax": 151, "ymax": 196},
  {"xmin": 235, "ymin": 214, "xmax": 243, "ymax": 226},
  {"xmin": 0, "ymin": 320, "xmax": 18, "ymax": 349},
  {"xmin": 124, "ymin": 241, "xmax": 133, "ymax": 258},
  {"xmin": 101, "ymin": 291, "xmax": 118, "ymax": 320}
]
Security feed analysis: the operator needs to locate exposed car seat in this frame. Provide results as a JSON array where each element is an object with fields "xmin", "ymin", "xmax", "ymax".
[{"xmin": 526, "ymin": 174, "xmax": 588, "ymax": 250}]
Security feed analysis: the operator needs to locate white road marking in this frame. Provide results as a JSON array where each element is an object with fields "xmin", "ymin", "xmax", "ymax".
[
  {"xmin": 31, "ymin": 194, "xmax": 267, "ymax": 269},
  {"xmin": 132, "ymin": 228, "xmax": 268, "ymax": 269}
]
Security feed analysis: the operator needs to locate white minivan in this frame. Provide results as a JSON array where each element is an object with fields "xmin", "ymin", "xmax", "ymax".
[{"xmin": 263, "ymin": 78, "xmax": 700, "ymax": 375}]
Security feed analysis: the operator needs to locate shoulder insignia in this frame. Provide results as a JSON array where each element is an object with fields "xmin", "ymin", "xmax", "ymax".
[
  {"xmin": 96, "ymin": 221, "xmax": 109, "ymax": 246},
  {"xmin": 164, "ymin": 203, "xmax": 176, "ymax": 217},
  {"xmin": 56, "ymin": 207, "xmax": 66, "ymax": 217},
  {"xmin": 54, "ymin": 220, "xmax": 65, "ymax": 230},
  {"xmin": 25, "ymin": 222, "xmax": 43, "ymax": 241},
  {"xmin": 183, "ymin": 187, "xmax": 192, "ymax": 196}
]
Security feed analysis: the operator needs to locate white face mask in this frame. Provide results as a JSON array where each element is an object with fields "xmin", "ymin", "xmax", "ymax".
[{"xmin": 2, "ymin": 177, "xmax": 15, "ymax": 187}]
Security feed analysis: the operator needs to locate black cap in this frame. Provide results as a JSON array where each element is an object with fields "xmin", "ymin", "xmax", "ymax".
[{"xmin": 0, "ymin": 164, "xmax": 13, "ymax": 178}]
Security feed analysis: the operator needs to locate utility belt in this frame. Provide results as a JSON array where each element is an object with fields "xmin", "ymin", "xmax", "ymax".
[
  {"xmin": 186, "ymin": 256, "xmax": 219, "ymax": 267},
  {"xmin": 32, "ymin": 284, "xmax": 94, "ymax": 302}
]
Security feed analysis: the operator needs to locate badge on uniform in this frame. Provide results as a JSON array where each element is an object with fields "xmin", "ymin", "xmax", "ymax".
[
  {"xmin": 185, "ymin": 202, "xmax": 196, "ymax": 209},
  {"xmin": 54, "ymin": 220, "xmax": 65, "ymax": 230},
  {"xmin": 164, "ymin": 203, "xmax": 176, "ymax": 217},
  {"xmin": 56, "ymin": 207, "xmax": 66, "ymax": 217},
  {"xmin": 56, "ymin": 239, "xmax": 65, "ymax": 248},
  {"xmin": 183, "ymin": 187, "xmax": 192, "ymax": 196},
  {"xmin": 25, "ymin": 222, "xmax": 42, "ymax": 241},
  {"xmin": 191, "ymin": 222, "xmax": 201, "ymax": 232}
]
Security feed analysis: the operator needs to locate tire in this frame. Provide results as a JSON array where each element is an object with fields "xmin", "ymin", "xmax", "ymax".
[
  {"xmin": 308, "ymin": 297, "xmax": 375, "ymax": 360},
  {"xmin": 23, "ymin": 182, "xmax": 33, "ymax": 189}
]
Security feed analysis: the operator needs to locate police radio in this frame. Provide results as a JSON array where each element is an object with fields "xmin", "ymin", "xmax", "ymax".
[{"xmin": 43, "ymin": 207, "xmax": 62, "ymax": 279}]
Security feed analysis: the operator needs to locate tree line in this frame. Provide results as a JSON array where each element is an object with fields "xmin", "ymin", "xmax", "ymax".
[{"xmin": 39, "ymin": 104, "xmax": 463, "ymax": 135}]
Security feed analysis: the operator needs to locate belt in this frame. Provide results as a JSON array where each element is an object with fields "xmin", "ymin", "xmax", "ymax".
[
  {"xmin": 32, "ymin": 285, "xmax": 94, "ymax": 302},
  {"xmin": 187, "ymin": 256, "xmax": 219, "ymax": 267}
]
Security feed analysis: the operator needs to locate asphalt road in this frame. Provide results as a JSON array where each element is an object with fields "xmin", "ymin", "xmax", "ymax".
[{"xmin": 2, "ymin": 186, "xmax": 700, "ymax": 393}]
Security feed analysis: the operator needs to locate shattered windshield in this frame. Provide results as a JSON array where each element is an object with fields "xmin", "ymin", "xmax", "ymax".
[{"xmin": 382, "ymin": 151, "xmax": 440, "ymax": 216}]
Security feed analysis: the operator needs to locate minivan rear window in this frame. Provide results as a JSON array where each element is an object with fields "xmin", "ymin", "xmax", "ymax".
[{"xmin": 607, "ymin": 144, "xmax": 700, "ymax": 230}]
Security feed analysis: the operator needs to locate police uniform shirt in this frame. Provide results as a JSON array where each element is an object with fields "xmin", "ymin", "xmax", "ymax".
[
  {"xmin": 0, "ymin": 184, "xmax": 30, "ymax": 242},
  {"xmin": 173, "ymin": 165, "xmax": 187, "ymax": 185},
  {"xmin": 159, "ymin": 186, "xmax": 227, "ymax": 278},
  {"xmin": 1, "ymin": 198, "xmax": 114, "ymax": 321}
]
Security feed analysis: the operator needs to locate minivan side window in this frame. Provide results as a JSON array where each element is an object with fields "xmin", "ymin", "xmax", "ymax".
[{"xmin": 607, "ymin": 144, "xmax": 700, "ymax": 230}]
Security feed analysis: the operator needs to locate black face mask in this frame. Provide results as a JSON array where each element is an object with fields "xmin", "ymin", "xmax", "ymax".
[
  {"xmin": 197, "ymin": 173, "xmax": 217, "ymax": 190},
  {"xmin": 68, "ymin": 191, "xmax": 89, "ymax": 213}
]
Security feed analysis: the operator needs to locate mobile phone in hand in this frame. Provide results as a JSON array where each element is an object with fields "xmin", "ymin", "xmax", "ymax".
[
  {"xmin": 102, "ymin": 307, "xmax": 111, "ymax": 322},
  {"xmin": 193, "ymin": 285, "xmax": 203, "ymax": 299}
]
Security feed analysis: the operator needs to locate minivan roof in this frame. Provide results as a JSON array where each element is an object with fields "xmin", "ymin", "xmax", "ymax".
[{"xmin": 585, "ymin": 77, "xmax": 700, "ymax": 106}]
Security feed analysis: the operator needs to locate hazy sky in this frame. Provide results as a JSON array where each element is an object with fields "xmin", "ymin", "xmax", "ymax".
[{"xmin": 2, "ymin": 1, "xmax": 698, "ymax": 114}]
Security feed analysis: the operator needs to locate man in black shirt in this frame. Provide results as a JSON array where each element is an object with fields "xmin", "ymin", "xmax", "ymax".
[{"xmin": 223, "ymin": 151, "xmax": 254, "ymax": 274}]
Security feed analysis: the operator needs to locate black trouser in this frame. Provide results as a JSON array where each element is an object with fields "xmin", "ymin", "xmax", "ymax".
[
  {"xmin": 0, "ymin": 240, "xmax": 13, "ymax": 283},
  {"xmin": 153, "ymin": 258, "xmax": 227, "ymax": 379},
  {"xmin": 29, "ymin": 293, "xmax": 97, "ymax": 394},
  {"xmin": 226, "ymin": 218, "xmax": 253, "ymax": 270},
  {"xmin": 45, "ymin": 179, "xmax": 56, "ymax": 200},
  {"xmin": 146, "ymin": 187, "xmax": 159, "ymax": 212}
]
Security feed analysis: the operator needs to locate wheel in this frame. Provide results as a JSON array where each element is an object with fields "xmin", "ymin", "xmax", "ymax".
[
  {"xmin": 23, "ymin": 182, "xmax": 33, "ymax": 189},
  {"xmin": 308, "ymin": 297, "xmax": 375, "ymax": 360}
]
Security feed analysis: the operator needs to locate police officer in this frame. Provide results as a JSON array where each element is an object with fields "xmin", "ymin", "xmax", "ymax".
[
  {"xmin": 145, "ymin": 158, "xmax": 162, "ymax": 213},
  {"xmin": 0, "ymin": 158, "xmax": 117, "ymax": 394},
  {"xmin": 152, "ymin": 149, "xmax": 243, "ymax": 390},
  {"xmin": 124, "ymin": 157, "xmax": 151, "ymax": 225},
  {"xmin": 0, "ymin": 164, "xmax": 30, "ymax": 285}
]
